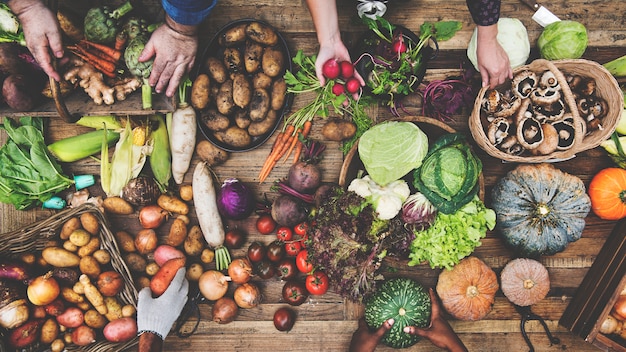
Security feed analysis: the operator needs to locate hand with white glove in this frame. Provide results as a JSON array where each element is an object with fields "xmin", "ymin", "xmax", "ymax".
[{"xmin": 137, "ymin": 267, "xmax": 189, "ymax": 340}]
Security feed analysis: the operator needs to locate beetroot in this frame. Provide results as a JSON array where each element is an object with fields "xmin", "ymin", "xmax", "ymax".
[
  {"xmin": 271, "ymin": 194, "xmax": 308, "ymax": 227},
  {"xmin": 287, "ymin": 161, "xmax": 321, "ymax": 194}
]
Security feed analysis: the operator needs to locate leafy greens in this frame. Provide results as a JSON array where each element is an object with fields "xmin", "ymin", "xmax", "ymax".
[{"xmin": 0, "ymin": 117, "xmax": 73, "ymax": 210}]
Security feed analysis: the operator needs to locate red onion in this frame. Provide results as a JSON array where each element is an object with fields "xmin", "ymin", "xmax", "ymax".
[{"xmin": 217, "ymin": 178, "xmax": 255, "ymax": 220}]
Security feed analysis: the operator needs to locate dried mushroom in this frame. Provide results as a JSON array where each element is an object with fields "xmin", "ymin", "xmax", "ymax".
[
  {"xmin": 487, "ymin": 117, "xmax": 511, "ymax": 146},
  {"xmin": 512, "ymin": 70, "xmax": 537, "ymax": 99},
  {"xmin": 577, "ymin": 95, "xmax": 608, "ymax": 130}
]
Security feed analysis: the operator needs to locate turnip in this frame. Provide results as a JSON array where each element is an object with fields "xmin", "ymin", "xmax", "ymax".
[
  {"xmin": 271, "ymin": 194, "xmax": 308, "ymax": 227},
  {"xmin": 168, "ymin": 77, "xmax": 197, "ymax": 184},
  {"xmin": 322, "ymin": 59, "xmax": 340, "ymax": 79}
]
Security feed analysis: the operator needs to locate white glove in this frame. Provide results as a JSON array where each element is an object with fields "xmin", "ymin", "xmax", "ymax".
[{"xmin": 137, "ymin": 268, "xmax": 189, "ymax": 339}]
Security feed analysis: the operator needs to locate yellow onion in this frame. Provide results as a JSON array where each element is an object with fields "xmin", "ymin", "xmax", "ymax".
[{"xmin": 27, "ymin": 272, "xmax": 60, "ymax": 306}]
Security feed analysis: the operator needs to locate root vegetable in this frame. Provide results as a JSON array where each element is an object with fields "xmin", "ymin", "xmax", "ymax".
[
  {"xmin": 234, "ymin": 282, "xmax": 261, "ymax": 309},
  {"xmin": 96, "ymin": 271, "xmax": 124, "ymax": 297},
  {"xmin": 287, "ymin": 161, "xmax": 321, "ymax": 194},
  {"xmin": 150, "ymin": 257, "xmax": 186, "ymax": 297},
  {"xmin": 40, "ymin": 317, "xmax": 59, "ymax": 344},
  {"xmin": 196, "ymin": 140, "xmax": 229, "ymax": 166},
  {"xmin": 227, "ymin": 258, "xmax": 253, "ymax": 284},
  {"xmin": 71, "ymin": 325, "xmax": 96, "ymax": 346},
  {"xmin": 134, "ymin": 228, "xmax": 158, "ymax": 254},
  {"xmin": 184, "ymin": 225, "xmax": 206, "ymax": 257},
  {"xmin": 157, "ymin": 194, "xmax": 189, "ymax": 215},
  {"xmin": 166, "ymin": 217, "xmax": 188, "ymax": 247},
  {"xmin": 271, "ymin": 194, "xmax": 309, "ymax": 227},
  {"xmin": 42, "ymin": 247, "xmax": 81, "ymax": 267},
  {"xmin": 169, "ymin": 77, "xmax": 197, "ymax": 184},
  {"xmin": 103, "ymin": 317, "xmax": 137, "ymax": 342},
  {"xmin": 56, "ymin": 307, "xmax": 84, "ymax": 328},
  {"xmin": 79, "ymin": 274, "xmax": 107, "ymax": 315},
  {"xmin": 212, "ymin": 297, "xmax": 238, "ymax": 324},
  {"xmin": 7, "ymin": 319, "xmax": 43, "ymax": 348},
  {"xmin": 139, "ymin": 205, "xmax": 168, "ymax": 229},
  {"xmin": 102, "ymin": 196, "xmax": 134, "ymax": 215},
  {"xmin": 154, "ymin": 245, "xmax": 186, "ymax": 266},
  {"xmin": 198, "ymin": 270, "xmax": 230, "ymax": 301},
  {"xmin": 27, "ymin": 272, "xmax": 60, "ymax": 306}
]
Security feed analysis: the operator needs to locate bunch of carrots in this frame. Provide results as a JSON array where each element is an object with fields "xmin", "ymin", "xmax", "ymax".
[
  {"xmin": 67, "ymin": 37, "xmax": 127, "ymax": 78},
  {"xmin": 258, "ymin": 120, "xmax": 312, "ymax": 183}
]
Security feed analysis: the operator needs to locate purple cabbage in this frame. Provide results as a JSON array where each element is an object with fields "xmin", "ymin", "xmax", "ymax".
[{"xmin": 217, "ymin": 178, "xmax": 255, "ymax": 220}]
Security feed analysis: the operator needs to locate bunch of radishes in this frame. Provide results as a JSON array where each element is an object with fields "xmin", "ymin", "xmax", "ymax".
[{"xmin": 322, "ymin": 59, "xmax": 361, "ymax": 97}]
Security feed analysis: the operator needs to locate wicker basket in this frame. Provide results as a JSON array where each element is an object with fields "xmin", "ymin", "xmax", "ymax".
[
  {"xmin": 469, "ymin": 59, "xmax": 623, "ymax": 162},
  {"xmin": 0, "ymin": 203, "xmax": 138, "ymax": 352}
]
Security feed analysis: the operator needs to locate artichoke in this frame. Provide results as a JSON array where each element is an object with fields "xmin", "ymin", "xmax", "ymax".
[
  {"xmin": 124, "ymin": 34, "xmax": 153, "ymax": 109},
  {"xmin": 84, "ymin": 1, "xmax": 134, "ymax": 44}
]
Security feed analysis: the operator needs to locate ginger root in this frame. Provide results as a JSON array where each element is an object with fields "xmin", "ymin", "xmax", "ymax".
[
  {"xmin": 64, "ymin": 59, "xmax": 115, "ymax": 105},
  {"xmin": 109, "ymin": 76, "xmax": 142, "ymax": 101}
]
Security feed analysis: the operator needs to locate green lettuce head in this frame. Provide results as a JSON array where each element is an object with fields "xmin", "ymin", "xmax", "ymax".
[{"xmin": 538, "ymin": 20, "xmax": 588, "ymax": 60}]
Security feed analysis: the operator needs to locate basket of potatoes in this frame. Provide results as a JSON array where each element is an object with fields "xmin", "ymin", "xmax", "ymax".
[
  {"xmin": 469, "ymin": 58, "xmax": 623, "ymax": 162},
  {"xmin": 191, "ymin": 19, "xmax": 294, "ymax": 152},
  {"xmin": 0, "ymin": 203, "xmax": 138, "ymax": 352}
]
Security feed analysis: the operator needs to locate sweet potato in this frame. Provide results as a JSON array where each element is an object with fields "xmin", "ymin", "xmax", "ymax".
[
  {"xmin": 103, "ymin": 317, "xmax": 137, "ymax": 343},
  {"xmin": 191, "ymin": 73, "xmax": 211, "ymax": 110},
  {"xmin": 196, "ymin": 140, "xmax": 229, "ymax": 166},
  {"xmin": 261, "ymin": 47, "xmax": 284, "ymax": 77},
  {"xmin": 157, "ymin": 194, "xmax": 189, "ymax": 215},
  {"xmin": 150, "ymin": 257, "xmax": 186, "ymax": 296}
]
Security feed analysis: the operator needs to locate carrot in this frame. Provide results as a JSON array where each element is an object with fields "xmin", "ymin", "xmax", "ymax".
[
  {"xmin": 70, "ymin": 50, "xmax": 117, "ymax": 78},
  {"xmin": 79, "ymin": 40, "xmax": 122, "ymax": 62},
  {"xmin": 73, "ymin": 44, "xmax": 118, "ymax": 65},
  {"xmin": 258, "ymin": 125, "xmax": 295, "ymax": 182},
  {"xmin": 282, "ymin": 127, "xmax": 302, "ymax": 163},
  {"xmin": 292, "ymin": 121, "xmax": 312, "ymax": 163},
  {"xmin": 114, "ymin": 32, "xmax": 128, "ymax": 52}
]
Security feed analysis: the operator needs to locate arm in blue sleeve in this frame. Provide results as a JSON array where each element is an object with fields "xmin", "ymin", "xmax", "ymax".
[
  {"xmin": 161, "ymin": 0, "xmax": 218, "ymax": 26},
  {"xmin": 466, "ymin": 0, "xmax": 501, "ymax": 26}
]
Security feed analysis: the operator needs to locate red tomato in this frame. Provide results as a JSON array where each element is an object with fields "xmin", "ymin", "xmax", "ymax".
[
  {"xmin": 284, "ymin": 241, "xmax": 302, "ymax": 257},
  {"xmin": 294, "ymin": 222, "xmax": 309, "ymax": 236},
  {"xmin": 282, "ymin": 280, "xmax": 309, "ymax": 306},
  {"xmin": 256, "ymin": 215, "xmax": 277, "ymax": 235},
  {"xmin": 247, "ymin": 241, "xmax": 266, "ymax": 263},
  {"xmin": 273, "ymin": 307, "xmax": 296, "ymax": 331},
  {"xmin": 305, "ymin": 271, "xmax": 329, "ymax": 295},
  {"xmin": 276, "ymin": 258, "xmax": 298, "ymax": 280},
  {"xmin": 296, "ymin": 250, "xmax": 314, "ymax": 274},
  {"xmin": 276, "ymin": 226, "xmax": 293, "ymax": 241}
]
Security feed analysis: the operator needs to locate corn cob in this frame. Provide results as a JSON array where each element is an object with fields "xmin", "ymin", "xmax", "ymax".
[
  {"xmin": 47, "ymin": 130, "xmax": 120, "ymax": 162},
  {"xmin": 604, "ymin": 54, "xmax": 626, "ymax": 77}
]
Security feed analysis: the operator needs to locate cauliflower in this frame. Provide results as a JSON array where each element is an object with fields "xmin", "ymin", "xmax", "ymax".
[{"xmin": 348, "ymin": 175, "xmax": 410, "ymax": 220}]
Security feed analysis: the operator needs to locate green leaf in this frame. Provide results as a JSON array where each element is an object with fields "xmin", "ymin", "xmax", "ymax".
[{"xmin": 420, "ymin": 21, "xmax": 462, "ymax": 41}]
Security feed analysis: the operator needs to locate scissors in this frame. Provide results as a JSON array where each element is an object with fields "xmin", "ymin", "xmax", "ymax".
[
  {"xmin": 514, "ymin": 304, "xmax": 561, "ymax": 352},
  {"xmin": 174, "ymin": 282, "xmax": 206, "ymax": 338}
]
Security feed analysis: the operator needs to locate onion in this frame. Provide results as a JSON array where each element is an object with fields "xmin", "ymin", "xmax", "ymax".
[
  {"xmin": 614, "ymin": 295, "xmax": 626, "ymax": 320},
  {"xmin": 134, "ymin": 229, "xmax": 158, "ymax": 254},
  {"xmin": 27, "ymin": 272, "xmax": 60, "ymax": 306},
  {"xmin": 212, "ymin": 297, "xmax": 238, "ymax": 324},
  {"xmin": 198, "ymin": 270, "xmax": 230, "ymax": 301},
  {"xmin": 217, "ymin": 178, "xmax": 255, "ymax": 220},
  {"xmin": 600, "ymin": 315, "xmax": 621, "ymax": 335},
  {"xmin": 139, "ymin": 205, "xmax": 168, "ymax": 229},
  {"xmin": 227, "ymin": 258, "xmax": 253, "ymax": 284},
  {"xmin": 234, "ymin": 282, "xmax": 261, "ymax": 309}
]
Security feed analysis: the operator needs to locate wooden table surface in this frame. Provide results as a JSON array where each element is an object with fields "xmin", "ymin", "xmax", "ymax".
[{"xmin": 3, "ymin": 0, "xmax": 626, "ymax": 351}]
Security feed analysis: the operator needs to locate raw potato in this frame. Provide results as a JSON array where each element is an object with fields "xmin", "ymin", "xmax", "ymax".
[
  {"xmin": 61, "ymin": 287, "xmax": 85, "ymax": 304},
  {"xmin": 92, "ymin": 249, "xmax": 111, "ymax": 265},
  {"xmin": 252, "ymin": 72, "xmax": 272, "ymax": 89},
  {"xmin": 104, "ymin": 297, "xmax": 123, "ymax": 322},
  {"xmin": 196, "ymin": 140, "xmax": 229, "ymax": 166},
  {"xmin": 270, "ymin": 77, "xmax": 287, "ymax": 110},
  {"xmin": 166, "ymin": 217, "xmax": 188, "ymax": 247},
  {"xmin": 191, "ymin": 73, "xmax": 211, "ymax": 110},
  {"xmin": 244, "ymin": 41, "xmax": 264, "ymax": 73},
  {"xmin": 186, "ymin": 263, "xmax": 204, "ymax": 281},
  {"xmin": 79, "ymin": 256, "xmax": 101, "ymax": 279},
  {"xmin": 201, "ymin": 248, "xmax": 215, "ymax": 264},
  {"xmin": 205, "ymin": 57, "xmax": 228, "ymax": 84},
  {"xmin": 102, "ymin": 196, "xmax": 134, "ymax": 215},
  {"xmin": 248, "ymin": 109, "xmax": 278, "ymax": 137},
  {"xmin": 184, "ymin": 225, "xmax": 205, "ymax": 257},
  {"xmin": 145, "ymin": 262, "xmax": 160, "ymax": 276},
  {"xmin": 234, "ymin": 109, "xmax": 251, "ymax": 129},
  {"xmin": 179, "ymin": 185, "xmax": 193, "ymax": 201},
  {"xmin": 249, "ymin": 88, "xmax": 270, "ymax": 121},
  {"xmin": 69, "ymin": 229, "xmax": 91, "ymax": 247},
  {"xmin": 124, "ymin": 253, "xmax": 147, "ymax": 273},
  {"xmin": 60, "ymin": 217, "xmax": 81, "ymax": 240},
  {"xmin": 216, "ymin": 79, "xmax": 235, "ymax": 116},
  {"xmin": 79, "ymin": 213, "xmax": 100, "ymax": 235},
  {"xmin": 219, "ymin": 23, "xmax": 247, "ymax": 47},
  {"xmin": 63, "ymin": 240, "xmax": 78, "ymax": 252},
  {"xmin": 84, "ymin": 310, "xmax": 107, "ymax": 329},
  {"xmin": 40, "ymin": 317, "xmax": 59, "ymax": 344},
  {"xmin": 42, "ymin": 247, "xmax": 81, "ymax": 267},
  {"xmin": 245, "ymin": 21, "xmax": 278, "ymax": 46},
  {"xmin": 157, "ymin": 194, "xmax": 189, "ymax": 215},
  {"xmin": 214, "ymin": 126, "xmax": 252, "ymax": 148},
  {"xmin": 200, "ymin": 108, "xmax": 230, "ymax": 132},
  {"xmin": 114, "ymin": 230, "xmax": 136, "ymax": 253},
  {"xmin": 262, "ymin": 47, "xmax": 284, "ymax": 77},
  {"xmin": 232, "ymin": 73, "xmax": 252, "ymax": 109},
  {"xmin": 121, "ymin": 304, "xmax": 136, "ymax": 317},
  {"xmin": 77, "ymin": 236, "xmax": 101, "ymax": 258},
  {"xmin": 321, "ymin": 118, "xmax": 357, "ymax": 141},
  {"xmin": 223, "ymin": 47, "xmax": 243, "ymax": 72}
]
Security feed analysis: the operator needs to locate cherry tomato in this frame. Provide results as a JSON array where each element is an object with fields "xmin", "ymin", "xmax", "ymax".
[
  {"xmin": 254, "ymin": 260, "xmax": 276, "ymax": 279},
  {"xmin": 294, "ymin": 222, "xmax": 309, "ymax": 236},
  {"xmin": 276, "ymin": 226, "xmax": 293, "ymax": 241},
  {"xmin": 267, "ymin": 240, "xmax": 286, "ymax": 263},
  {"xmin": 256, "ymin": 215, "xmax": 277, "ymax": 235},
  {"xmin": 224, "ymin": 228, "xmax": 247, "ymax": 249},
  {"xmin": 273, "ymin": 307, "xmax": 296, "ymax": 332},
  {"xmin": 247, "ymin": 241, "xmax": 266, "ymax": 263},
  {"xmin": 296, "ymin": 250, "xmax": 314, "ymax": 274},
  {"xmin": 276, "ymin": 258, "xmax": 298, "ymax": 280},
  {"xmin": 305, "ymin": 271, "xmax": 329, "ymax": 295},
  {"xmin": 282, "ymin": 280, "xmax": 309, "ymax": 306},
  {"xmin": 284, "ymin": 241, "xmax": 302, "ymax": 257}
]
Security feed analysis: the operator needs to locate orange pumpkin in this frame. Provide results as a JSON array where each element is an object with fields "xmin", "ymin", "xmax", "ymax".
[
  {"xmin": 436, "ymin": 256, "xmax": 499, "ymax": 321},
  {"xmin": 588, "ymin": 167, "xmax": 626, "ymax": 220}
]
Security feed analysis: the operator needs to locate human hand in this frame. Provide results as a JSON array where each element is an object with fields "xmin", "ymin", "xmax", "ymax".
[
  {"xmin": 349, "ymin": 317, "xmax": 394, "ymax": 352},
  {"xmin": 137, "ymin": 268, "xmax": 189, "ymax": 340},
  {"xmin": 8, "ymin": 0, "xmax": 64, "ymax": 81},
  {"xmin": 476, "ymin": 24, "xmax": 512, "ymax": 89},
  {"xmin": 139, "ymin": 23, "xmax": 198, "ymax": 97},
  {"xmin": 404, "ymin": 288, "xmax": 468, "ymax": 352},
  {"xmin": 315, "ymin": 42, "xmax": 365, "ymax": 101}
]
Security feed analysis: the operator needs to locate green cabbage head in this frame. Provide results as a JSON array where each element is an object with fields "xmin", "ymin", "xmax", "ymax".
[{"xmin": 538, "ymin": 20, "xmax": 588, "ymax": 60}]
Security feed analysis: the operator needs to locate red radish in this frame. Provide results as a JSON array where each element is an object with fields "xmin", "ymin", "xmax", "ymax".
[
  {"xmin": 345, "ymin": 77, "xmax": 361, "ymax": 94},
  {"xmin": 392, "ymin": 37, "xmax": 408, "ymax": 56},
  {"xmin": 331, "ymin": 82, "xmax": 345, "ymax": 96},
  {"xmin": 322, "ymin": 59, "xmax": 340, "ymax": 79},
  {"xmin": 340, "ymin": 61, "xmax": 354, "ymax": 79}
]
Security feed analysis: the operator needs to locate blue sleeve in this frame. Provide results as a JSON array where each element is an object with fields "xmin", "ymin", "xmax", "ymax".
[
  {"xmin": 161, "ymin": 0, "xmax": 218, "ymax": 26},
  {"xmin": 466, "ymin": 0, "xmax": 501, "ymax": 26}
]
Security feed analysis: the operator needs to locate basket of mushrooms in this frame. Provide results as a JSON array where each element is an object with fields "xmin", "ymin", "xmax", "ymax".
[{"xmin": 469, "ymin": 58, "xmax": 623, "ymax": 162}]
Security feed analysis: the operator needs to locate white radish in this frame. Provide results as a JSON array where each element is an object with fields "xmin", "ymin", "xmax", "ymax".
[
  {"xmin": 192, "ymin": 162, "xmax": 231, "ymax": 270},
  {"xmin": 169, "ymin": 78, "xmax": 197, "ymax": 184}
]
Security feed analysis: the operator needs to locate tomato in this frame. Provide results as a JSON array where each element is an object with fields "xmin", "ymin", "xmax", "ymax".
[
  {"xmin": 276, "ymin": 258, "xmax": 298, "ymax": 280},
  {"xmin": 294, "ymin": 222, "xmax": 309, "ymax": 237},
  {"xmin": 254, "ymin": 260, "xmax": 276, "ymax": 279},
  {"xmin": 256, "ymin": 215, "xmax": 277, "ymax": 235},
  {"xmin": 282, "ymin": 280, "xmax": 309, "ymax": 306},
  {"xmin": 305, "ymin": 271, "xmax": 329, "ymax": 295},
  {"xmin": 273, "ymin": 307, "xmax": 296, "ymax": 332},
  {"xmin": 284, "ymin": 241, "xmax": 302, "ymax": 257},
  {"xmin": 267, "ymin": 240, "xmax": 285, "ymax": 263},
  {"xmin": 276, "ymin": 226, "xmax": 293, "ymax": 241},
  {"xmin": 296, "ymin": 250, "xmax": 314, "ymax": 274},
  {"xmin": 224, "ymin": 229, "xmax": 247, "ymax": 249},
  {"xmin": 247, "ymin": 241, "xmax": 266, "ymax": 263}
]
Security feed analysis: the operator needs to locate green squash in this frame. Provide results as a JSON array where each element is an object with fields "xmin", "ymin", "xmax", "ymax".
[
  {"xmin": 364, "ymin": 278, "xmax": 431, "ymax": 348},
  {"xmin": 491, "ymin": 163, "xmax": 591, "ymax": 258}
]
